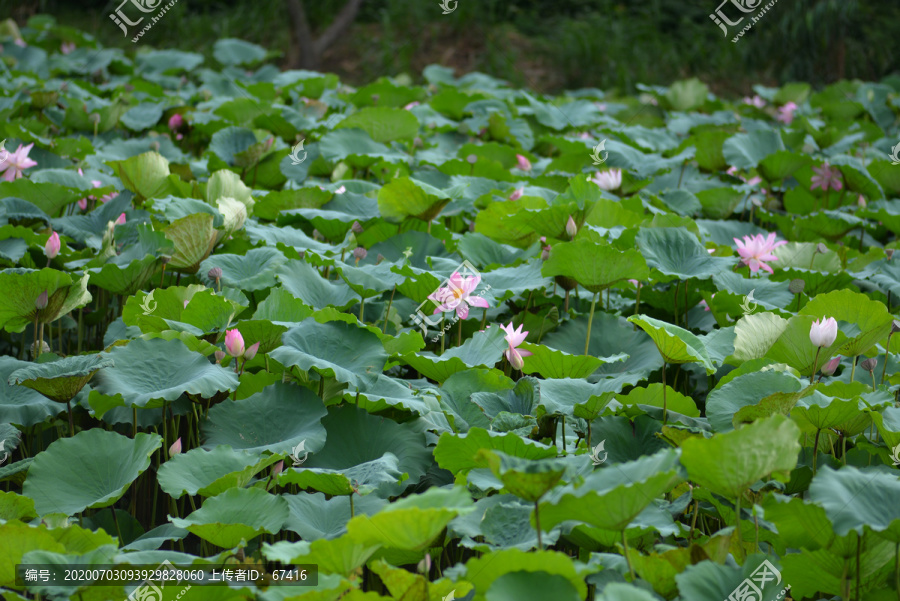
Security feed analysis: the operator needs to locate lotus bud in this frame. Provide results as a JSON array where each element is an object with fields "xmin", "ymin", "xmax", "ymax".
[
  {"xmin": 353, "ymin": 247, "xmax": 367, "ymax": 262},
  {"xmin": 371, "ymin": 94, "xmax": 380, "ymax": 105},
  {"xmin": 35, "ymin": 290, "xmax": 48, "ymax": 310},
  {"xmin": 417, "ymin": 554, "xmax": 432, "ymax": 575},
  {"xmin": 516, "ymin": 154, "xmax": 532, "ymax": 171},
  {"xmin": 860, "ymin": 357, "xmax": 878, "ymax": 373},
  {"xmin": 271, "ymin": 460, "xmax": 284, "ymax": 478},
  {"xmin": 887, "ymin": 249, "xmax": 895, "ymax": 261},
  {"xmin": 225, "ymin": 328, "xmax": 245, "ymax": 358},
  {"xmin": 263, "ymin": 136, "xmax": 274, "ymax": 152},
  {"xmin": 566, "ymin": 216, "xmax": 577, "ymax": 239},
  {"xmin": 376, "ymin": 253, "xmax": 385, "ymax": 264},
  {"xmin": 788, "ymin": 279, "xmax": 806, "ymax": 295},
  {"xmin": 858, "ymin": 195, "xmax": 866, "ymax": 208},
  {"xmin": 169, "ymin": 437, "xmax": 182, "ymax": 456},
  {"xmin": 809, "ymin": 317, "xmax": 838, "ymax": 348},
  {"xmin": 115, "ymin": 213, "xmax": 126, "ymax": 225},
  {"xmin": 892, "ymin": 320, "xmax": 900, "ymax": 334},
  {"xmin": 208, "ymin": 266, "xmax": 223, "ymax": 281},
  {"xmin": 509, "ymin": 188, "xmax": 523, "ymax": 201},
  {"xmin": 466, "ymin": 154, "xmax": 477, "ymax": 164},
  {"xmin": 214, "ymin": 350, "xmax": 226, "ymax": 364},
  {"xmin": 335, "ymin": 185, "xmax": 346, "ymax": 194},
  {"xmin": 816, "ymin": 243, "xmax": 828, "ymax": 254},
  {"xmin": 541, "ymin": 245, "xmax": 551, "ymax": 261},
  {"xmin": 351, "ymin": 221, "xmax": 364, "ymax": 234},
  {"xmin": 820, "ymin": 355, "xmax": 840, "ymax": 376},
  {"xmin": 244, "ymin": 342, "xmax": 260, "ymax": 361},
  {"xmin": 413, "ymin": 137, "xmax": 423, "ymax": 147},
  {"xmin": 44, "ymin": 232, "xmax": 60, "ymax": 259}
]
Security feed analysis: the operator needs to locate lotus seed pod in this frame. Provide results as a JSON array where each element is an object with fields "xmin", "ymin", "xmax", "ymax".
[
  {"xmin": 887, "ymin": 249, "xmax": 895, "ymax": 260},
  {"xmin": 860, "ymin": 357, "xmax": 878, "ymax": 373},
  {"xmin": 788, "ymin": 279, "xmax": 805, "ymax": 295},
  {"xmin": 351, "ymin": 221, "xmax": 364, "ymax": 234},
  {"xmin": 30, "ymin": 340, "xmax": 50, "ymax": 358},
  {"xmin": 214, "ymin": 350, "xmax": 226, "ymax": 363},
  {"xmin": 208, "ymin": 266, "xmax": 223, "ymax": 280},
  {"xmin": 466, "ymin": 154, "xmax": 477, "ymax": 164},
  {"xmin": 160, "ymin": 255, "xmax": 171, "ymax": 265},
  {"xmin": 89, "ymin": 113, "xmax": 101, "ymax": 124},
  {"xmin": 816, "ymin": 243, "xmax": 828, "ymax": 254},
  {"xmin": 353, "ymin": 247, "xmax": 368, "ymax": 261}
]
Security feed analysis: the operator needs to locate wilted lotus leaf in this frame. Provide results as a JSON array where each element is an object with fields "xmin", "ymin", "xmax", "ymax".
[
  {"xmin": 0, "ymin": 268, "xmax": 92, "ymax": 333},
  {"xmin": 8, "ymin": 354, "xmax": 114, "ymax": 403}
]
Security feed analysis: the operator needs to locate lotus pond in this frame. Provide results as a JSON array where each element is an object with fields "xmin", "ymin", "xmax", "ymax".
[{"xmin": 3, "ymin": 17, "xmax": 900, "ymax": 601}]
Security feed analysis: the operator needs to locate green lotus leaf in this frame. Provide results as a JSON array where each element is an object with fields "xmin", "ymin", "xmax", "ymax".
[
  {"xmin": 723, "ymin": 129, "xmax": 786, "ymax": 169},
  {"xmin": 23, "ymin": 429, "xmax": 161, "ymax": 516},
  {"xmin": 706, "ymin": 370, "xmax": 803, "ymax": 433},
  {"xmin": 541, "ymin": 240, "xmax": 649, "ymax": 293},
  {"xmin": 86, "ymin": 255, "xmax": 160, "ymax": 296},
  {"xmin": 252, "ymin": 288, "xmax": 315, "ymax": 324},
  {"xmin": 319, "ymin": 129, "xmax": 406, "ymax": 164},
  {"xmin": 595, "ymin": 583, "xmax": 659, "ymax": 601},
  {"xmin": 262, "ymin": 534, "xmax": 380, "ymax": 578},
  {"xmin": 461, "ymin": 549, "xmax": 587, "ymax": 600},
  {"xmin": 106, "ymin": 151, "xmax": 176, "ymax": 201},
  {"xmin": 434, "ymin": 428, "xmax": 557, "ymax": 476},
  {"xmin": 636, "ymin": 227, "xmax": 734, "ymax": 281},
  {"xmin": 680, "ymin": 414, "xmax": 801, "ymax": 498},
  {"xmin": 0, "ymin": 357, "xmax": 66, "ymax": 427},
  {"xmin": 202, "ymin": 382, "xmax": 327, "ymax": 454},
  {"xmin": 476, "ymin": 451, "xmax": 567, "ymax": 503},
  {"xmin": 517, "ymin": 342, "xmax": 625, "ymax": 379},
  {"xmin": 275, "ymin": 260, "xmax": 359, "ymax": 311},
  {"xmin": 157, "ymin": 445, "xmax": 284, "ymax": 499},
  {"xmin": 798, "ymin": 289, "xmax": 894, "ymax": 358},
  {"xmin": 336, "ymin": 107, "xmax": 419, "ymax": 143},
  {"xmin": 0, "ymin": 491, "xmax": 37, "ymax": 522},
  {"xmin": 213, "ymin": 37, "xmax": 266, "ymax": 66},
  {"xmin": 198, "ymin": 247, "xmax": 287, "ymax": 292},
  {"xmin": 809, "ymin": 465, "xmax": 900, "ymax": 539},
  {"xmin": 792, "ymin": 395, "xmax": 863, "ymax": 432},
  {"xmin": 282, "ymin": 492, "xmax": 387, "ymax": 541},
  {"xmin": 377, "ymin": 177, "xmax": 451, "ymax": 224},
  {"xmin": 400, "ymin": 326, "xmax": 507, "ymax": 384},
  {"xmin": 0, "ymin": 268, "xmax": 92, "ymax": 332},
  {"xmin": 628, "ymin": 314, "xmax": 715, "ymax": 373},
  {"xmin": 536, "ymin": 449, "xmax": 683, "ymax": 532},
  {"xmin": 164, "ymin": 213, "xmax": 218, "ymax": 273},
  {"xmin": 8, "ymin": 354, "xmax": 114, "ymax": 403},
  {"xmin": 170, "ymin": 487, "xmax": 288, "ymax": 549},
  {"xmin": 665, "ymin": 78, "xmax": 709, "ymax": 111},
  {"xmin": 617, "ymin": 383, "xmax": 700, "ymax": 418},
  {"xmin": 92, "ymin": 338, "xmax": 239, "ymax": 408},
  {"xmin": 730, "ymin": 312, "xmax": 790, "ymax": 363},
  {"xmin": 123, "ymin": 285, "xmax": 243, "ymax": 335},
  {"xmin": 765, "ymin": 315, "xmax": 846, "ymax": 376}
]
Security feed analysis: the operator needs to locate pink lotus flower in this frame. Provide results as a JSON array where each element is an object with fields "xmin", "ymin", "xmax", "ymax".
[
  {"xmin": 628, "ymin": 279, "xmax": 641, "ymax": 288},
  {"xmin": 169, "ymin": 437, "xmax": 182, "ymax": 456},
  {"xmin": 509, "ymin": 188, "xmax": 523, "ymax": 201},
  {"xmin": 428, "ymin": 271, "xmax": 490, "ymax": 320},
  {"xmin": 13, "ymin": 38, "xmax": 25, "ymax": 48},
  {"xmin": 699, "ymin": 293, "xmax": 715, "ymax": 312},
  {"xmin": 810, "ymin": 317, "xmax": 838, "ymax": 348},
  {"xmin": 76, "ymin": 168, "xmax": 105, "ymax": 210},
  {"xmin": 0, "ymin": 143, "xmax": 37, "ymax": 182},
  {"xmin": 777, "ymin": 102, "xmax": 798, "ymax": 125},
  {"xmin": 168, "ymin": 113, "xmax": 184, "ymax": 130},
  {"xmin": 858, "ymin": 195, "xmax": 866, "ymax": 208},
  {"xmin": 44, "ymin": 232, "xmax": 60, "ymax": 259},
  {"xmin": 810, "ymin": 163, "xmax": 843, "ymax": 192},
  {"xmin": 225, "ymin": 329, "xmax": 245, "ymax": 358},
  {"xmin": 589, "ymin": 168, "xmax": 622, "ymax": 191},
  {"xmin": 733, "ymin": 232, "xmax": 787, "ymax": 274},
  {"xmin": 60, "ymin": 42, "xmax": 76, "ymax": 55},
  {"xmin": 516, "ymin": 154, "xmax": 532, "ymax": 171},
  {"xmin": 500, "ymin": 322, "xmax": 532, "ymax": 370},
  {"xmin": 115, "ymin": 213, "xmax": 126, "ymax": 226},
  {"xmin": 742, "ymin": 95, "xmax": 766, "ymax": 108},
  {"xmin": 403, "ymin": 101, "xmax": 420, "ymax": 110}
]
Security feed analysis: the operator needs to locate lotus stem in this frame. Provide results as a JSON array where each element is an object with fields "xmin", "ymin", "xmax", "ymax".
[
  {"xmin": 812, "ymin": 347, "xmax": 822, "ymax": 383},
  {"xmin": 734, "ymin": 493, "xmax": 742, "ymax": 549},
  {"xmin": 621, "ymin": 530, "xmax": 635, "ymax": 580},
  {"xmin": 359, "ymin": 297, "xmax": 365, "ymax": 324},
  {"xmin": 561, "ymin": 418, "xmax": 566, "ymax": 456},
  {"xmin": 66, "ymin": 400, "xmax": 75, "ymax": 437},
  {"xmin": 661, "ymin": 362, "xmax": 668, "ymax": 425},
  {"xmin": 850, "ymin": 355, "xmax": 857, "ymax": 383},
  {"xmin": 673, "ymin": 282, "xmax": 679, "ymax": 327},
  {"xmin": 77, "ymin": 308, "xmax": 83, "ymax": 354},
  {"xmin": 162, "ymin": 402, "xmax": 167, "ymax": 460},
  {"xmin": 857, "ymin": 532, "xmax": 862, "ymax": 601},
  {"xmin": 440, "ymin": 317, "xmax": 445, "ymax": 354},
  {"xmin": 37, "ymin": 321, "xmax": 44, "ymax": 360},
  {"xmin": 350, "ymin": 492, "xmax": 355, "ymax": 519},
  {"xmin": 684, "ymin": 280, "xmax": 689, "ymax": 329},
  {"xmin": 481, "ymin": 308, "xmax": 487, "ymax": 331},
  {"xmin": 457, "ymin": 319, "xmax": 462, "ymax": 347},
  {"xmin": 813, "ymin": 428, "xmax": 821, "ymax": 475},
  {"xmin": 534, "ymin": 501, "xmax": 542, "ymax": 551},
  {"xmin": 688, "ymin": 499, "xmax": 699, "ymax": 543},
  {"xmin": 882, "ymin": 331, "xmax": 894, "ymax": 386},
  {"xmin": 894, "ymin": 541, "xmax": 899, "ymax": 601},
  {"xmin": 382, "ymin": 285, "xmax": 396, "ymax": 334},
  {"xmin": 585, "ymin": 293, "xmax": 598, "ymax": 356}
]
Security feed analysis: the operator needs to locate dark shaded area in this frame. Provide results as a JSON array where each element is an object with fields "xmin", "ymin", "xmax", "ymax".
[{"xmin": 4, "ymin": 0, "xmax": 900, "ymax": 94}]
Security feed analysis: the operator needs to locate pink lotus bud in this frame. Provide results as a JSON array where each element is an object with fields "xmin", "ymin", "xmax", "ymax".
[
  {"xmin": 77, "ymin": 198, "xmax": 87, "ymax": 211},
  {"xmin": 115, "ymin": 213, "xmax": 126, "ymax": 225},
  {"xmin": 509, "ymin": 188, "xmax": 523, "ymax": 201},
  {"xmin": 183, "ymin": 300, "xmax": 189, "ymax": 309},
  {"xmin": 214, "ymin": 350, "xmax": 226, "ymax": 364},
  {"xmin": 566, "ymin": 216, "xmax": 578, "ymax": 239},
  {"xmin": 858, "ymin": 195, "xmax": 866, "ymax": 208},
  {"xmin": 263, "ymin": 137, "xmax": 274, "ymax": 152},
  {"xmin": 810, "ymin": 317, "xmax": 838, "ymax": 348},
  {"xmin": 541, "ymin": 246, "xmax": 551, "ymax": 261},
  {"xmin": 820, "ymin": 355, "xmax": 841, "ymax": 376},
  {"xmin": 225, "ymin": 328, "xmax": 245, "ymax": 358},
  {"xmin": 403, "ymin": 101, "xmax": 420, "ymax": 110},
  {"xmin": 244, "ymin": 342, "xmax": 260, "ymax": 361},
  {"xmin": 44, "ymin": 232, "xmax": 60, "ymax": 259},
  {"xmin": 169, "ymin": 437, "xmax": 182, "ymax": 456},
  {"xmin": 271, "ymin": 460, "xmax": 284, "ymax": 478},
  {"xmin": 168, "ymin": 113, "xmax": 184, "ymax": 130},
  {"xmin": 335, "ymin": 185, "xmax": 346, "ymax": 195},
  {"xmin": 35, "ymin": 290, "xmax": 48, "ymax": 310},
  {"xmin": 516, "ymin": 154, "xmax": 532, "ymax": 171}
]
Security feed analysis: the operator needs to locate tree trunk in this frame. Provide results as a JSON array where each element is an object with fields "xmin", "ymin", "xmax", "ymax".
[{"xmin": 285, "ymin": 0, "xmax": 365, "ymax": 70}]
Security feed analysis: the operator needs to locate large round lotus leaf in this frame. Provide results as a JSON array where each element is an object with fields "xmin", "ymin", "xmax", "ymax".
[
  {"xmin": 765, "ymin": 314, "xmax": 846, "ymax": 377},
  {"xmin": 302, "ymin": 404, "xmax": 433, "ymax": 498},
  {"xmin": 198, "ymin": 247, "xmax": 287, "ymax": 292},
  {"xmin": 476, "ymin": 451, "xmax": 567, "ymax": 503},
  {"xmin": 450, "ymin": 494, "xmax": 561, "ymax": 552},
  {"xmin": 628, "ymin": 314, "xmax": 715, "ymax": 373},
  {"xmin": 541, "ymin": 240, "xmax": 649, "ymax": 293},
  {"xmin": 434, "ymin": 428, "xmax": 557, "ymax": 475},
  {"xmin": 157, "ymin": 445, "xmax": 284, "ymax": 499},
  {"xmin": 262, "ymin": 534, "xmax": 380, "ymax": 578},
  {"xmin": 809, "ymin": 465, "xmax": 900, "ymax": 539},
  {"xmin": 680, "ymin": 414, "xmax": 801, "ymax": 499},
  {"xmin": 92, "ymin": 337, "xmax": 239, "ymax": 408},
  {"xmin": 0, "ymin": 268, "xmax": 92, "ymax": 333},
  {"xmin": 86, "ymin": 255, "xmax": 160, "ymax": 297},
  {"xmin": 706, "ymin": 370, "xmax": 802, "ymax": 433},
  {"xmin": 377, "ymin": 177, "xmax": 451, "ymax": 223},
  {"xmin": 282, "ymin": 492, "xmax": 387, "ymax": 541},
  {"xmin": 635, "ymin": 227, "xmax": 735, "ymax": 281},
  {"xmin": 277, "ymin": 457, "xmax": 404, "ymax": 497},
  {"xmin": 487, "ymin": 571, "xmax": 581, "ymax": 601},
  {"xmin": 792, "ymin": 395, "xmax": 862, "ymax": 432},
  {"xmin": 536, "ymin": 450, "xmax": 683, "ymax": 533},
  {"xmin": 106, "ymin": 151, "xmax": 172, "ymax": 200},
  {"xmin": 22, "ymin": 429, "xmax": 161, "ymax": 516},
  {"xmin": 347, "ymin": 486, "xmax": 473, "ymax": 551},
  {"xmin": 462, "ymin": 549, "xmax": 587, "ymax": 600},
  {"xmin": 798, "ymin": 289, "xmax": 894, "ymax": 358},
  {"xmin": 170, "ymin": 487, "xmax": 288, "ymax": 549},
  {"xmin": 400, "ymin": 327, "xmax": 507, "ymax": 384},
  {"xmin": 617, "ymin": 384, "xmax": 700, "ymax": 418},
  {"xmin": 269, "ymin": 319, "xmax": 387, "ymax": 389},
  {"xmin": 7, "ymin": 354, "xmax": 114, "ymax": 403},
  {"xmin": 202, "ymin": 382, "xmax": 327, "ymax": 454},
  {"xmin": 123, "ymin": 285, "xmax": 243, "ymax": 335},
  {"xmin": 0, "ymin": 357, "xmax": 63, "ymax": 427},
  {"xmin": 336, "ymin": 107, "xmax": 419, "ymax": 143},
  {"xmin": 278, "ymin": 259, "xmax": 363, "ymax": 311},
  {"xmin": 595, "ymin": 583, "xmax": 660, "ymax": 601}
]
